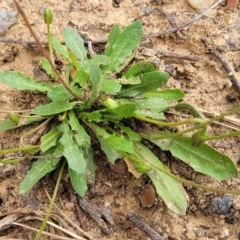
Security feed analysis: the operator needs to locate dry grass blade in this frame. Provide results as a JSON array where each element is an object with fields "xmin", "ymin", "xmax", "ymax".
[
  {"xmin": 0, "ymin": 214, "xmax": 19, "ymax": 231},
  {"xmin": 12, "ymin": 222, "xmax": 75, "ymax": 240},
  {"xmin": 166, "ymin": 109, "xmax": 240, "ymax": 131},
  {"xmin": 44, "ymin": 189, "xmax": 95, "ymax": 240},
  {"xmin": 27, "ymin": 217, "xmax": 88, "ymax": 240}
]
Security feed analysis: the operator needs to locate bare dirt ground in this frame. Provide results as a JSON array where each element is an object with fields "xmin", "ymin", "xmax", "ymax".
[{"xmin": 1, "ymin": 0, "xmax": 240, "ymax": 239}]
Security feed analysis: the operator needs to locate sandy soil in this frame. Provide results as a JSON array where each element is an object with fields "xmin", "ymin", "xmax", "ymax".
[{"xmin": 1, "ymin": 0, "xmax": 240, "ymax": 239}]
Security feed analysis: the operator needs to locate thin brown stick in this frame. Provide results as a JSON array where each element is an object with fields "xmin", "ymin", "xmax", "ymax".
[
  {"xmin": 13, "ymin": 0, "xmax": 83, "ymax": 101},
  {"xmin": 0, "ymin": 37, "xmax": 107, "ymax": 47},
  {"xmin": 145, "ymin": 0, "xmax": 224, "ymax": 38},
  {"xmin": 211, "ymin": 49, "xmax": 240, "ymax": 94},
  {"xmin": 127, "ymin": 212, "xmax": 166, "ymax": 240},
  {"xmin": 156, "ymin": 8, "xmax": 187, "ymax": 40},
  {"xmin": 156, "ymin": 51, "xmax": 201, "ymax": 61}
]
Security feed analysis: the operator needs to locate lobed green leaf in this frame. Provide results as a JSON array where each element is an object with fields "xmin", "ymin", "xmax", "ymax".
[
  {"xmin": 0, "ymin": 116, "xmax": 45, "ymax": 132},
  {"xmin": 69, "ymin": 168, "xmax": 87, "ymax": 197},
  {"xmin": 0, "ymin": 118, "xmax": 18, "ymax": 131},
  {"xmin": 124, "ymin": 61, "xmax": 156, "ymax": 78},
  {"xmin": 32, "ymin": 101, "xmax": 77, "ymax": 116},
  {"xmin": 51, "ymin": 36, "xmax": 72, "ymax": 62},
  {"xmin": 62, "ymin": 28, "xmax": 87, "ymax": 61},
  {"xmin": 118, "ymin": 71, "xmax": 169, "ymax": 97},
  {"xmin": 110, "ymin": 103, "xmax": 137, "ymax": 118},
  {"xmin": 118, "ymin": 123, "xmax": 141, "ymax": 141},
  {"xmin": 81, "ymin": 55, "xmax": 110, "ymax": 69},
  {"xmin": 169, "ymin": 137, "xmax": 238, "ymax": 180},
  {"xmin": 19, "ymin": 146, "xmax": 62, "ymax": 194},
  {"xmin": 68, "ymin": 110, "xmax": 90, "ymax": 147},
  {"xmin": 0, "ymin": 71, "xmax": 51, "ymax": 92},
  {"xmin": 88, "ymin": 122, "xmax": 134, "ymax": 153},
  {"xmin": 104, "ymin": 21, "xmax": 144, "ymax": 73},
  {"xmin": 105, "ymin": 24, "xmax": 122, "ymax": 56},
  {"xmin": 126, "ymin": 142, "xmax": 187, "ymax": 214},
  {"xmin": 134, "ymin": 97, "xmax": 169, "ymax": 120},
  {"xmin": 59, "ymin": 121, "xmax": 86, "ymax": 173},
  {"xmin": 40, "ymin": 128, "xmax": 62, "ymax": 152},
  {"xmin": 101, "ymin": 79, "xmax": 122, "ymax": 94},
  {"xmin": 148, "ymin": 133, "xmax": 238, "ymax": 180},
  {"xmin": 47, "ymin": 85, "xmax": 83, "ymax": 102},
  {"xmin": 88, "ymin": 65, "xmax": 102, "ymax": 105},
  {"xmin": 148, "ymin": 168, "xmax": 187, "ymax": 215},
  {"xmin": 74, "ymin": 69, "xmax": 89, "ymax": 90},
  {"xmin": 69, "ymin": 147, "xmax": 96, "ymax": 196},
  {"xmin": 98, "ymin": 137, "xmax": 123, "ymax": 163},
  {"xmin": 41, "ymin": 57, "xmax": 56, "ymax": 79},
  {"xmin": 142, "ymin": 89, "xmax": 185, "ymax": 101}
]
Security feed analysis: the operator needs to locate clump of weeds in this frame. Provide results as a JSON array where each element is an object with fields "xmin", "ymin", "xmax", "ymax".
[{"xmin": 0, "ymin": 2, "xmax": 240, "ymax": 238}]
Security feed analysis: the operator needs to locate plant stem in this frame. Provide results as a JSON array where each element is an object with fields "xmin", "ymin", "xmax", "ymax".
[
  {"xmin": 20, "ymin": 117, "xmax": 52, "ymax": 146},
  {"xmin": 206, "ymin": 130, "xmax": 240, "ymax": 141},
  {"xmin": 134, "ymin": 114, "xmax": 204, "ymax": 127},
  {"xmin": 0, "ymin": 145, "xmax": 39, "ymax": 154},
  {"xmin": 47, "ymin": 24, "xmax": 54, "ymax": 64},
  {"xmin": 13, "ymin": 0, "xmax": 83, "ymax": 101},
  {"xmin": 34, "ymin": 160, "xmax": 66, "ymax": 240}
]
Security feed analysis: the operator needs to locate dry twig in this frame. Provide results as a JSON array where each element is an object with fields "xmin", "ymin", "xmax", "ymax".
[
  {"xmin": 145, "ymin": 0, "xmax": 224, "ymax": 38},
  {"xmin": 211, "ymin": 49, "xmax": 240, "ymax": 94},
  {"xmin": 127, "ymin": 212, "xmax": 166, "ymax": 240}
]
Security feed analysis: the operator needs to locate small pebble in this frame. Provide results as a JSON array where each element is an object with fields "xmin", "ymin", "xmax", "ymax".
[
  {"xmin": 207, "ymin": 196, "xmax": 234, "ymax": 214},
  {"xmin": 186, "ymin": 0, "xmax": 215, "ymax": 11},
  {"xmin": 138, "ymin": 184, "xmax": 156, "ymax": 208},
  {"xmin": 0, "ymin": 10, "xmax": 18, "ymax": 35},
  {"xmin": 140, "ymin": 6, "xmax": 152, "ymax": 16}
]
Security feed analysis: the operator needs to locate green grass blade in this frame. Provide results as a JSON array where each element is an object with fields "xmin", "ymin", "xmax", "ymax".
[{"xmin": 0, "ymin": 71, "xmax": 51, "ymax": 92}]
